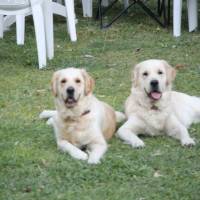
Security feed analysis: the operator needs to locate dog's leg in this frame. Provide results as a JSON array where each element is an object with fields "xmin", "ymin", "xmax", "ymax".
[
  {"xmin": 117, "ymin": 115, "xmax": 145, "ymax": 148},
  {"xmin": 46, "ymin": 117, "xmax": 54, "ymax": 126},
  {"xmin": 115, "ymin": 111, "xmax": 126, "ymax": 123},
  {"xmin": 52, "ymin": 122, "xmax": 88, "ymax": 160},
  {"xmin": 39, "ymin": 110, "xmax": 57, "ymax": 119},
  {"xmin": 87, "ymin": 136, "xmax": 107, "ymax": 164},
  {"xmin": 165, "ymin": 114, "xmax": 195, "ymax": 146},
  {"xmin": 57, "ymin": 140, "xmax": 88, "ymax": 160}
]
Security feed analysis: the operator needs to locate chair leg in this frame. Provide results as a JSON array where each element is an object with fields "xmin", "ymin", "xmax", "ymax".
[
  {"xmin": 187, "ymin": 0, "xmax": 198, "ymax": 32},
  {"xmin": 64, "ymin": 0, "xmax": 77, "ymax": 41},
  {"xmin": 4, "ymin": 16, "xmax": 15, "ymax": 31},
  {"xmin": 0, "ymin": 15, "xmax": 3, "ymax": 38},
  {"xmin": 32, "ymin": 4, "xmax": 47, "ymax": 68},
  {"xmin": 43, "ymin": 0, "xmax": 54, "ymax": 60},
  {"xmin": 123, "ymin": 0, "xmax": 129, "ymax": 9},
  {"xmin": 56, "ymin": 0, "xmax": 63, "ymax": 4},
  {"xmin": 4, "ymin": 11, "xmax": 31, "ymax": 31},
  {"xmin": 102, "ymin": 0, "xmax": 109, "ymax": 7},
  {"xmin": 82, "ymin": 0, "xmax": 92, "ymax": 17},
  {"xmin": 173, "ymin": 0, "xmax": 182, "ymax": 37},
  {"xmin": 16, "ymin": 14, "xmax": 25, "ymax": 45}
]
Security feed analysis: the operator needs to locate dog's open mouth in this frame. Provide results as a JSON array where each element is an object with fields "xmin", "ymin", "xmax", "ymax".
[
  {"xmin": 64, "ymin": 97, "xmax": 77, "ymax": 107},
  {"xmin": 145, "ymin": 89, "xmax": 162, "ymax": 101},
  {"xmin": 148, "ymin": 91, "xmax": 162, "ymax": 100}
]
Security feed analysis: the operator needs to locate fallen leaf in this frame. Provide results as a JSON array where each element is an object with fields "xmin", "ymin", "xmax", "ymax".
[
  {"xmin": 175, "ymin": 64, "xmax": 185, "ymax": 70},
  {"xmin": 36, "ymin": 89, "xmax": 46, "ymax": 96},
  {"xmin": 135, "ymin": 48, "xmax": 141, "ymax": 52},
  {"xmin": 154, "ymin": 170, "xmax": 163, "ymax": 178},
  {"xmin": 107, "ymin": 63, "xmax": 117, "ymax": 67},
  {"xmin": 84, "ymin": 54, "xmax": 94, "ymax": 58},
  {"xmin": 41, "ymin": 159, "xmax": 48, "ymax": 167},
  {"xmin": 151, "ymin": 150, "xmax": 162, "ymax": 156},
  {"xmin": 23, "ymin": 186, "xmax": 32, "ymax": 193},
  {"xmin": 36, "ymin": 89, "xmax": 46, "ymax": 93}
]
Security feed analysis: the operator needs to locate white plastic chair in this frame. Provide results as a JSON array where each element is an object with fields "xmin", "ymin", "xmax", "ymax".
[
  {"xmin": 173, "ymin": 0, "xmax": 198, "ymax": 37},
  {"xmin": 55, "ymin": 0, "xmax": 93, "ymax": 18},
  {"xmin": 82, "ymin": 0, "xmax": 93, "ymax": 17},
  {"xmin": 6, "ymin": 0, "xmax": 77, "ymax": 42},
  {"xmin": 63, "ymin": 0, "xmax": 77, "ymax": 41},
  {"xmin": 51, "ymin": 0, "xmax": 77, "ymax": 41},
  {"xmin": 0, "ymin": 0, "xmax": 51, "ymax": 68}
]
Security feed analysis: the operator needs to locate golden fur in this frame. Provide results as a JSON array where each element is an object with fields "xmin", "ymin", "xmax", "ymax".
[{"xmin": 40, "ymin": 67, "xmax": 124, "ymax": 164}]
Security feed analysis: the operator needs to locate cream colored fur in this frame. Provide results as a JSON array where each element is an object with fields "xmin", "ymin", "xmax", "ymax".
[
  {"xmin": 40, "ymin": 68, "xmax": 125, "ymax": 164},
  {"xmin": 117, "ymin": 59, "xmax": 200, "ymax": 148}
]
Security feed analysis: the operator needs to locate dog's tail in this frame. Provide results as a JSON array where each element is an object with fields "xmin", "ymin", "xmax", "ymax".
[
  {"xmin": 115, "ymin": 111, "xmax": 126, "ymax": 123},
  {"xmin": 39, "ymin": 110, "xmax": 57, "ymax": 119},
  {"xmin": 193, "ymin": 97, "xmax": 200, "ymax": 123}
]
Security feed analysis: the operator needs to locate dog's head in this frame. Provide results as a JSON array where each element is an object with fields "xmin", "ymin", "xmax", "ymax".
[
  {"xmin": 132, "ymin": 59, "xmax": 176, "ymax": 101},
  {"xmin": 51, "ymin": 68, "xmax": 94, "ymax": 108}
]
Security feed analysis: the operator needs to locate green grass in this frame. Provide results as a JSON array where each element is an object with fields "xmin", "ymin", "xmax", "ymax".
[{"xmin": 0, "ymin": 2, "xmax": 200, "ymax": 200}]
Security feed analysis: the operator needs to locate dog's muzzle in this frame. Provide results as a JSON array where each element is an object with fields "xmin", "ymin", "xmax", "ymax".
[
  {"xmin": 145, "ymin": 80, "xmax": 162, "ymax": 101},
  {"xmin": 66, "ymin": 87, "xmax": 75, "ymax": 97},
  {"xmin": 64, "ymin": 87, "xmax": 77, "ymax": 107},
  {"xmin": 150, "ymin": 80, "xmax": 159, "ymax": 90}
]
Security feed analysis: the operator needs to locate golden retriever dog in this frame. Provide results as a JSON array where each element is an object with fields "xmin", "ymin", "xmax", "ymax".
[
  {"xmin": 117, "ymin": 59, "xmax": 200, "ymax": 148},
  {"xmin": 40, "ymin": 68, "xmax": 125, "ymax": 164}
]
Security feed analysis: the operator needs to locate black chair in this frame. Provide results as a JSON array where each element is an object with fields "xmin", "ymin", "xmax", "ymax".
[{"xmin": 97, "ymin": 0, "xmax": 171, "ymax": 29}]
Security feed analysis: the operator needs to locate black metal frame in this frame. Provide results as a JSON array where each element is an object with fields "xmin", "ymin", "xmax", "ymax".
[
  {"xmin": 157, "ymin": 0, "xmax": 171, "ymax": 25},
  {"xmin": 96, "ymin": 0, "xmax": 171, "ymax": 29}
]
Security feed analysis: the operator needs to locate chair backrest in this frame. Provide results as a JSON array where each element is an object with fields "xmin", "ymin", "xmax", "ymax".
[{"xmin": 0, "ymin": 0, "xmax": 30, "ymax": 10}]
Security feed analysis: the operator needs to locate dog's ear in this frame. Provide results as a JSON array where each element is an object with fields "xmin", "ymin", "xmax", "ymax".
[
  {"xmin": 162, "ymin": 60, "xmax": 176, "ymax": 85},
  {"xmin": 51, "ymin": 71, "xmax": 60, "ymax": 97},
  {"xmin": 81, "ymin": 69, "xmax": 95, "ymax": 95},
  {"xmin": 132, "ymin": 64, "xmax": 140, "ymax": 87}
]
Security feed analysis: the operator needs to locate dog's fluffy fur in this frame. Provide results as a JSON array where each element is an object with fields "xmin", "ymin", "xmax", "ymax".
[
  {"xmin": 117, "ymin": 59, "xmax": 200, "ymax": 148},
  {"xmin": 40, "ymin": 68, "xmax": 125, "ymax": 164}
]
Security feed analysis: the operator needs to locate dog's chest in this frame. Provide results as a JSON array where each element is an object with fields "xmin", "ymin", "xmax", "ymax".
[
  {"xmin": 139, "ymin": 109, "xmax": 169, "ymax": 135},
  {"xmin": 60, "ymin": 117, "xmax": 93, "ymax": 146}
]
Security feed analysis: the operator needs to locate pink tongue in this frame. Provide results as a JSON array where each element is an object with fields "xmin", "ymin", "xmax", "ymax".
[{"xmin": 150, "ymin": 92, "xmax": 161, "ymax": 100}]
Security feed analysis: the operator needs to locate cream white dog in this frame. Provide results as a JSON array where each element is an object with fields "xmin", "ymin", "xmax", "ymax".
[
  {"xmin": 117, "ymin": 59, "xmax": 200, "ymax": 148},
  {"xmin": 40, "ymin": 68, "xmax": 125, "ymax": 164}
]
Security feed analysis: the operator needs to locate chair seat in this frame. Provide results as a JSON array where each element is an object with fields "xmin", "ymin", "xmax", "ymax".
[{"xmin": 0, "ymin": 0, "xmax": 30, "ymax": 10}]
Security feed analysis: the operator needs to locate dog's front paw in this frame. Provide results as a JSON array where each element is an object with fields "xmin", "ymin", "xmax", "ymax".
[
  {"xmin": 46, "ymin": 118, "xmax": 53, "ymax": 126},
  {"xmin": 131, "ymin": 139, "xmax": 145, "ymax": 148},
  {"xmin": 181, "ymin": 137, "xmax": 195, "ymax": 147},
  {"xmin": 88, "ymin": 156, "xmax": 101, "ymax": 164},
  {"xmin": 39, "ymin": 110, "xmax": 48, "ymax": 119},
  {"xmin": 71, "ymin": 150, "xmax": 88, "ymax": 160}
]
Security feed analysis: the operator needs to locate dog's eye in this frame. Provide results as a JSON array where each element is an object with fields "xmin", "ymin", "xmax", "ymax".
[
  {"xmin": 75, "ymin": 79, "xmax": 81, "ymax": 83},
  {"xmin": 143, "ymin": 72, "xmax": 148, "ymax": 76},
  {"xmin": 61, "ymin": 79, "xmax": 67, "ymax": 83},
  {"xmin": 158, "ymin": 70, "xmax": 163, "ymax": 75}
]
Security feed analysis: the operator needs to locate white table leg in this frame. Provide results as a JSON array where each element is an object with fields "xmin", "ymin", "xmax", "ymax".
[
  {"xmin": 187, "ymin": 0, "xmax": 198, "ymax": 32},
  {"xmin": 173, "ymin": 0, "xmax": 182, "ymax": 37}
]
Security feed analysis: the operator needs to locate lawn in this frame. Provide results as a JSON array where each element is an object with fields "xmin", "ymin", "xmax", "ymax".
[{"xmin": 0, "ymin": 1, "xmax": 200, "ymax": 200}]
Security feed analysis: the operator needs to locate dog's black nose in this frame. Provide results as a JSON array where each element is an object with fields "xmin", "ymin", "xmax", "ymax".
[
  {"xmin": 150, "ymin": 80, "xmax": 159, "ymax": 88},
  {"xmin": 66, "ymin": 87, "xmax": 74, "ymax": 95}
]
